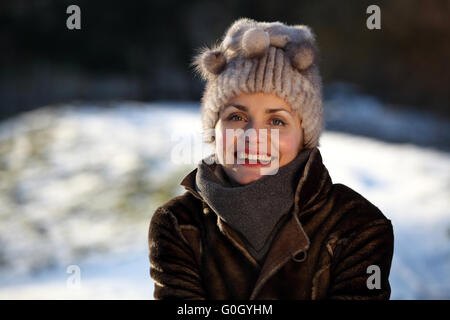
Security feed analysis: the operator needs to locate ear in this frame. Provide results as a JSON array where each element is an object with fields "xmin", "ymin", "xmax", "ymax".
[{"xmin": 191, "ymin": 45, "xmax": 227, "ymax": 81}]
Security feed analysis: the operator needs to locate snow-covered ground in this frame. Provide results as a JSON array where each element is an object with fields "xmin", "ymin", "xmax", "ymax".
[{"xmin": 0, "ymin": 99, "xmax": 448, "ymax": 299}]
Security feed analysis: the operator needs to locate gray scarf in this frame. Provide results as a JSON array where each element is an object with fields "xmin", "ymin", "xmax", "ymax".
[{"xmin": 195, "ymin": 148, "xmax": 313, "ymax": 262}]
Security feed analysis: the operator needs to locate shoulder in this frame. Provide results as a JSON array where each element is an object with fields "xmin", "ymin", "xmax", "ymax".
[
  {"xmin": 328, "ymin": 183, "xmax": 393, "ymax": 240},
  {"xmin": 150, "ymin": 191, "xmax": 204, "ymax": 229}
]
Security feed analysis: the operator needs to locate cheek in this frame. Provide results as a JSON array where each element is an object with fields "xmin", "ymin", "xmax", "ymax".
[
  {"xmin": 215, "ymin": 124, "xmax": 236, "ymax": 158},
  {"xmin": 277, "ymin": 130, "xmax": 302, "ymax": 156}
]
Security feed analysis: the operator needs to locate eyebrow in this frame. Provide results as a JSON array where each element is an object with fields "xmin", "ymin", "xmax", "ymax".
[{"xmin": 224, "ymin": 104, "xmax": 292, "ymax": 115}]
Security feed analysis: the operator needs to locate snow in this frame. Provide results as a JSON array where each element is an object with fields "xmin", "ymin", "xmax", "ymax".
[
  {"xmin": 0, "ymin": 98, "xmax": 448, "ymax": 299},
  {"xmin": 0, "ymin": 249, "xmax": 153, "ymax": 299}
]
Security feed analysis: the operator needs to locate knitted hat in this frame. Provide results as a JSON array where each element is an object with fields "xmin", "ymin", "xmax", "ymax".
[{"xmin": 191, "ymin": 18, "xmax": 324, "ymax": 149}]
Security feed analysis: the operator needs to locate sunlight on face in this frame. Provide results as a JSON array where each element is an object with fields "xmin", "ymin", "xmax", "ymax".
[{"xmin": 214, "ymin": 92, "xmax": 304, "ymax": 185}]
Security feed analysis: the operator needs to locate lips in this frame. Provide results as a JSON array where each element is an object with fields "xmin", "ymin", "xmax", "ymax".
[
  {"xmin": 233, "ymin": 148, "xmax": 271, "ymax": 157},
  {"xmin": 244, "ymin": 148, "xmax": 271, "ymax": 157}
]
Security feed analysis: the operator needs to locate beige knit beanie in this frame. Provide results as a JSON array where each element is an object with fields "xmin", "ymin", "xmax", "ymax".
[{"xmin": 191, "ymin": 18, "xmax": 324, "ymax": 149}]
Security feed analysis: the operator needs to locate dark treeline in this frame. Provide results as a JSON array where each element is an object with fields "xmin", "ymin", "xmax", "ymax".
[{"xmin": 0, "ymin": 0, "xmax": 449, "ymax": 120}]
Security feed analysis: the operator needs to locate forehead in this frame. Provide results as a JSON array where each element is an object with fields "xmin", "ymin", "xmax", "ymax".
[{"xmin": 222, "ymin": 93, "xmax": 294, "ymax": 114}]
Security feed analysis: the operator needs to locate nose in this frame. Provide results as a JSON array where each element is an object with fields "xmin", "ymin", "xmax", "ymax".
[{"xmin": 243, "ymin": 120, "xmax": 269, "ymax": 149}]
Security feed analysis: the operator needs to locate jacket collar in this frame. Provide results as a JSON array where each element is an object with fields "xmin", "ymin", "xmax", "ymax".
[
  {"xmin": 180, "ymin": 147, "xmax": 332, "ymax": 216},
  {"xmin": 180, "ymin": 147, "xmax": 333, "ymax": 299}
]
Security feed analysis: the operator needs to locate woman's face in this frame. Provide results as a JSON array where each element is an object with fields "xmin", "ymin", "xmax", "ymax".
[{"xmin": 214, "ymin": 92, "xmax": 304, "ymax": 185}]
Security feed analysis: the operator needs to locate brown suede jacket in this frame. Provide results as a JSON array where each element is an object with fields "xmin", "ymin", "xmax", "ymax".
[{"xmin": 148, "ymin": 147, "xmax": 394, "ymax": 300}]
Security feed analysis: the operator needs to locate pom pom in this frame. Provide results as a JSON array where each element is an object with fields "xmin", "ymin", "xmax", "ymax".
[
  {"xmin": 241, "ymin": 28, "xmax": 270, "ymax": 58},
  {"xmin": 269, "ymin": 34, "xmax": 290, "ymax": 48},
  {"xmin": 191, "ymin": 46, "xmax": 226, "ymax": 80},
  {"xmin": 203, "ymin": 50, "xmax": 226, "ymax": 74},
  {"xmin": 286, "ymin": 42, "xmax": 315, "ymax": 71}
]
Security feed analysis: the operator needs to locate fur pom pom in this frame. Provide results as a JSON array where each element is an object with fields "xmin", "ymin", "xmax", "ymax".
[
  {"xmin": 191, "ymin": 46, "xmax": 226, "ymax": 80},
  {"xmin": 203, "ymin": 49, "xmax": 226, "ymax": 74},
  {"xmin": 269, "ymin": 34, "xmax": 290, "ymax": 48},
  {"xmin": 241, "ymin": 28, "xmax": 270, "ymax": 58},
  {"xmin": 286, "ymin": 42, "xmax": 315, "ymax": 71}
]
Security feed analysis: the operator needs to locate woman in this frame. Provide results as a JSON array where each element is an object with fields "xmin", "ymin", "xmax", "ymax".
[{"xmin": 148, "ymin": 18, "xmax": 394, "ymax": 300}]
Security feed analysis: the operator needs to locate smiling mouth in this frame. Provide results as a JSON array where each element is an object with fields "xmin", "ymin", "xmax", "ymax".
[{"xmin": 233, "ymin": 151, "xmax": 274, "ymax": 166}]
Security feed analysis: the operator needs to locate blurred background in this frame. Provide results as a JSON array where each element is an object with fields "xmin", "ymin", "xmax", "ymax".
[{"xmin": 0, "ymin": 0, "xmax": 449, "ymax": 299}]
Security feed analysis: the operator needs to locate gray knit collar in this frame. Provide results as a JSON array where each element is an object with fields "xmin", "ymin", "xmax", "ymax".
[{"xmin": 195, "ymin": 148, "xmax": 313, "ymax": 260}]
